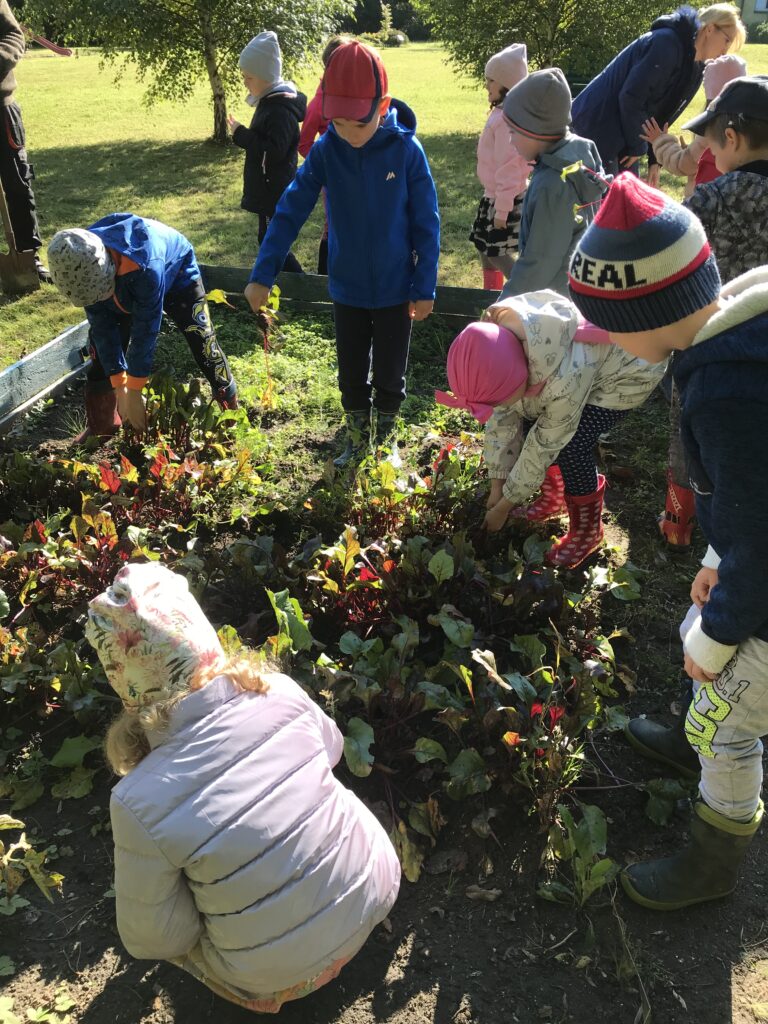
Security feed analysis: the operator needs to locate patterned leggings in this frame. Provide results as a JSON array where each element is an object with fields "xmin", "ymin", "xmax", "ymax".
[{"xmin": 556, "ymin": 404, "xmax": 628, "ymax": 495}]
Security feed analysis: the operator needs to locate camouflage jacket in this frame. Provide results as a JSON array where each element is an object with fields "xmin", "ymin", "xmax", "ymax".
[{"xmin": 685, "ymin": 162, "xmax": 768, "ymax": 285}]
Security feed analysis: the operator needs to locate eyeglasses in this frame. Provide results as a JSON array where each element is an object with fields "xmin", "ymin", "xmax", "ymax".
[{"xmin": 714, "ymin": 24, "xmax": 734, "ymax": 46}]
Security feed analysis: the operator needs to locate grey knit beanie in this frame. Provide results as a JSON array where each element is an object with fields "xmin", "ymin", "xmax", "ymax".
[
  {"xmin": 48, "ymin": 229, "xmax": 116, "ymax": 307},
  {"xmin": 239, "ymin": 31, "xmax": 282, "ymax": 86},
  {"xmin": 503, "ymin": 67, "xmax": 572, "ymax": 140}
]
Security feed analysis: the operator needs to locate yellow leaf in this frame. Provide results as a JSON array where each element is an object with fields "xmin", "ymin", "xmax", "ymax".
[
  {"xmin": 560, "ymin": 160, "xmax": 583, "ymax": 181},
  {"xmin": 205, "ymin": 288, "xmax": 235, "ymax": 308}
]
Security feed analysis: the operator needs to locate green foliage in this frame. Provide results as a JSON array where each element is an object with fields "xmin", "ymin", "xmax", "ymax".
[
  {"xmin": 752, "ymin": 21, "xmax": 768, "ymax": 43},
  {"xmin": 538, "ymin": 801, "xmax": 620, "ymax": 906},
  {"xmin": 413, "ymin": 0, "xmax": 668, "ymax": 82}
]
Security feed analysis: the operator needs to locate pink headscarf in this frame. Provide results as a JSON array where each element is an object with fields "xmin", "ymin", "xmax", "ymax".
[{"xmin": 434, "ymin": 321, "xmax": 530, "ymax": 424}]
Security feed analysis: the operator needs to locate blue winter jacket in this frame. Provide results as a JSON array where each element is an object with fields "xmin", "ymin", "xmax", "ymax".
[
  {"xmin": 572, "ymin": 7, "xmax": 703, "ymax": 166},
  {"xmin": 673, "ymin": 270, "xmax": 768, "ymax": 656},
  {"xmin": 85, "ymin": 214, "xmax": 201, "ymax": 380},
  {"xmin": 249, "ymin": 101, "xmax": 440, "ymax": 308}
]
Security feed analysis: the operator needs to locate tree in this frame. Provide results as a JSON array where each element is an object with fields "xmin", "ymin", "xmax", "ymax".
[
  {"xmin": 22, "ymin": 0, "xmax": 353, "ymax": 144},
  {"xmin": 412, "ymin": 0, "xmax": 668, "ymax": 85}
]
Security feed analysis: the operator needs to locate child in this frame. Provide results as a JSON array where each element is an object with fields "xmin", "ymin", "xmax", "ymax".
[
  {"xmin": 434, "ymin": 293, "xmax": 665, "ymax": 568},
  {"xmin": 568, "ymin": 172, "xmax": 767, "ymax": 910},
  {"xmin": 244, "ymin": 41, "xmax": 440, "ymax": 467},
  {"xmin": 654, "ymin": 76, "xmax": 768, "ymax": 550},
  {"xmin": 86, "ymin": 562, "xmax": 400, "ymax": 1010},
  {"xmin": 298, "ymin": 35, "xmax": 351, "ymax": 274},
  {"xmin": 468, "ymin": 43, "xmax": 530, "ymax": 292},
  {"xmin": 227, "ymin": 31, "xmax": 306, "ymax": 274},
  {"xmin": 47, "ymin": 215, "xmax": 238, "ymax": 438},
  {"xmin": 640, "ymin": 54, "xmax": 746, "ymax": 197},
  {"xmin": 497, "ymin": 68, "xmax": 608, "ymax": 299}
]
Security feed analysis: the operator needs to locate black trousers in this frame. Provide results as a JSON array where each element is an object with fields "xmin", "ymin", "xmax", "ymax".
[
  {"xmin": 0, "ymin": 102, "xmax": 42, "ymax": 252},
  {"xmin": 257, "ymin": 213, "xmax": 303, "ymax": 274},
  {"xmin": 86, "ymin": 278, "xmax": 237, "ymax": 403},
  {"xmin": 333, "ymin": 301, "xmax": 412, "ymax": 413}
]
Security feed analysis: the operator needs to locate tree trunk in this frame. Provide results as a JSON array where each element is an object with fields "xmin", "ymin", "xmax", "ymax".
[{"xmin": 200, "ymin": 11, "xmax": 228, "ymax": 145}]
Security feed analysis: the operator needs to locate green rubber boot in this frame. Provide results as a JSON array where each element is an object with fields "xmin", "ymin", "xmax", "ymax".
[
  {"xmin": 333, "ymin": 410, "xmax": 371, "ymax": 468},
  {"xmin": 621, "ymin": 800, "xmax": 763, "ymax": 911},
  {"xmin": 624, "ymin": 686, "xmax": 700, "ymax": 780},
  {"xmin": 372, "ymin": 410, "xmax": 402, "ymax": 468}
]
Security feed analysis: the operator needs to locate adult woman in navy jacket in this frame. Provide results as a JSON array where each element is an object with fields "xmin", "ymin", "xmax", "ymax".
[{"xmin": 572, "ymin": 4, "xmax": 746, "ymax": 177}]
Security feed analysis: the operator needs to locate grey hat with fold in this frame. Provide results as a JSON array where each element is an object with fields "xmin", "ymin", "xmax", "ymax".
[
  {"xmin": 502, "ymin": 67, "xmax": 571, "ymax": 141},
  {"xmin": 683, "ymin": 75, "xmax": 768, "ymax": 136}
]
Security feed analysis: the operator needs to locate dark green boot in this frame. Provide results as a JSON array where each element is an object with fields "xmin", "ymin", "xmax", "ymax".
[
  {"xmin": 372, "ymin": 410, "xmax": 402, "ymax": 468},
  {"xmin": 621, "ymin": 800, "xmax": 763, "ymax": 911},
  {"xmin": 624, "ymin": 686, "xmax": 700, "ymax": 779},
  {"xmin": 333, "ymin": 410, "xmax": 371, "ymax": 468}
]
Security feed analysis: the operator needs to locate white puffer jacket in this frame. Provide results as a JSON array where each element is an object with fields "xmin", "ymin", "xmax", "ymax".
[{"xmin": 110, "ymin": 672, "xmax": 400, "ymax": 998}]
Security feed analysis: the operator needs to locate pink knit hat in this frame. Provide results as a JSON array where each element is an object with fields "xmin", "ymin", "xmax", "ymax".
[
  {"xmin": 484, "ymin": 43, "xmax": 528, "ymax": 92},
  {"xmin": 703, "ymin": 54, "xmax": 747, "ymax": 102},
  {"xmin": 435, "ymin": 321, "xmax": 530, "ymax": 424},
  {"xmin": 85, "ymin": 563, "xmax": 225, "ymax": 708}
]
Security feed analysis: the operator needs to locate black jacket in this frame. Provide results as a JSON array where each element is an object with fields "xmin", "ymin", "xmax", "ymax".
[{"xmin": 233, "ymin": 84, "xmax": 307, "ymax": 215}]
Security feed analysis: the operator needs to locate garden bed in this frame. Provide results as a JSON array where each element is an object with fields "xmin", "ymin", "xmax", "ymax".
[{"xmin": 2, "ymin": 304, "xmax": 767, "ymax": 1024}]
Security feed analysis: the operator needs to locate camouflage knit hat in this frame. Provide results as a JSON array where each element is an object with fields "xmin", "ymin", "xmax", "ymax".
[
  {"xmin": 48, "ymin": 229, "xmax": 116, "ymax": 306},
  {"xmin": 85, "ymin": 563, "xmax": 225, "ymax": 708}
]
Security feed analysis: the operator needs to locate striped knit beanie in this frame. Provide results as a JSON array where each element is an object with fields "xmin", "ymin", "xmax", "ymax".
[{"xmin": 567, "ymin": 173, "xmax": 721, "ymax": 332}]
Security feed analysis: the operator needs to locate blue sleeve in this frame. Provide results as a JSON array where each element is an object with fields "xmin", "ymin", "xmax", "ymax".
[
  {"xmin": 406, "ymin": 138, "xmax": 440, "ymax": 301},
  {"xmin": 248, "ymin": 149, "xmax": 324, "ymax": 286},
  {"xmin": 693, "ymin": 400, "xmax": 768, "ymax": 645},
  {"xmin": 617, "ymin": 33, "xmax": 682, "ymax": 158},
  {"xmin": 120, "ymin": 263, "xmax": 165, "ymax": 378},
  {"xmin": 85, "ymin": 304, "xmax": 129, "ymax": 377}
]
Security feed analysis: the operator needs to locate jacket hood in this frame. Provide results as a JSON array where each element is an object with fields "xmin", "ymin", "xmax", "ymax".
[
  {"xmin": 390, "ymin": 97, "xmax": 416, "ymax": 133},
  {"xmin": 88, "ymin": 213, "xmax": 155, "ymax": 269},
  {"xmin": 326, "ymin": 98, "xmax": 417, "ymax": 150},
  {"xmin": 650, "ymin": 6, "xmax": 700, "ymax": 44},
  {"xmin": 539, "ymin": 134, "xmax": 608, "ymax": 204},
  {"xmin": 261, "ymin": 82, "xmax": 307, "ymax": 119}
]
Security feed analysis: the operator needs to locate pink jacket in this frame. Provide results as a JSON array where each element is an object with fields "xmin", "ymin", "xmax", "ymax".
[
  {"xmin": 476, "ymin": 107, "xmax": 530, "ymax": 220},
  {"xmin": 298, "ymin": 83, "xmax": 328, "ymax": 159}
]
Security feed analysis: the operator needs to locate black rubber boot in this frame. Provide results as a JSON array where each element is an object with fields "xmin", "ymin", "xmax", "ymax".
[
  {"xmin": 74, "ymin": 386, "xmax": 121, "ymax": 443},
  {"xmin": 372, "ymin": 410, "xmax": 401, "ymax": 467},
  {"xmin": 621, "ymin": 800, "xmax": 763, "ymax": 910},
  {"xmin": 624, "ymin": 685, "xmax": 700, "ymax": 780},
  {"xmin": 333, "ymin": 410, "xmax": 370, "ymax": 468}
]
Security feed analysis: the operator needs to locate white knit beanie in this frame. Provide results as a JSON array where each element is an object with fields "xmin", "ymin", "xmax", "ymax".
[
  {"xmin": 48, "ymin": 229, "xmax": 116, "ymax": 307},
  {"xmin": 485, "ymin": 43, "xmax": 528, "ymax": 92},
  {"xmin": 239, "ymin": 30, "xmax": 282, "ymax": 86}
]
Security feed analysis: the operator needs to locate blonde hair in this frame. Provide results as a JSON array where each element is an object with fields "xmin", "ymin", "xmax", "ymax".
[
  {"xmin": 698, "ymin": 4, "xmax": 747, "ymax": 51},
  {"xmin": 322, "ymin": 34, "xmax": 353, "ymax": 67},
  {"xmin": 104, "ymin": 651, "xmax": 272, "ymax": 777}
]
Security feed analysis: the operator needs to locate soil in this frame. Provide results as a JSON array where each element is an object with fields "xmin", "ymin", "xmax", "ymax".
[{"xmin": 3, "ymin": 384, "xmax": 768, "ymax": 1024}]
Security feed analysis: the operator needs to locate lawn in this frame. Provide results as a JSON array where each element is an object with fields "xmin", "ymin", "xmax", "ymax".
[{"xmin": 3, "ymin": 40, "xmax": 767, "ymax": 369}]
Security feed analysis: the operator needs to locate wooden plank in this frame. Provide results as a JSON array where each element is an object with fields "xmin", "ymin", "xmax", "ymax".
[
  {"xmin": 199, "ymin": 265, "xmax": 493, "ymax": 319},
  {"xmin": 0, "ymin": 321, "xmax": 89, "ymax": 430}
]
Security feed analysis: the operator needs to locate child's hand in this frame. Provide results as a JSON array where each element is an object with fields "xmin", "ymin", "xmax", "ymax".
[
  {"xmin": 639, "ymin": 118, "xmax": 668, "ymax": 144},
  {"xmin": 684, "ymin": 652, "xmax": 717, "ymax": 683},
  {"xmin": 691, "ymin": 567, "xmax": 718, "ymax": 608},
  {"xmin": 483, "ymin": 498, "xmax": 512, "ymax": 532},
  {"xmin": 493, "ymin": 216, "xmax": 507, "ymax": 230},
  {"xmin": 620, "ymin": 154, "xmax": 641, "ymax": 168},
  {"xmin": 409, "ymin": 299, "xmax": 433, "ymax": 321},
  {"xmin": 487, "ymin": 479, "xmax": 504, "ymax": 509},
  {"xmin": 244, "ymin": 282, "xmax": 271, "ymax": 313},
  {"xmin": 227, "ymin": 114, "xmax": 241, "ymax": 132}
]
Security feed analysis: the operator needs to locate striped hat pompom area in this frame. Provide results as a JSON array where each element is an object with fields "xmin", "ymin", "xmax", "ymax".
[{"xmin": 567, "ymin": 173, "xmax": 721, "ymax": 332}]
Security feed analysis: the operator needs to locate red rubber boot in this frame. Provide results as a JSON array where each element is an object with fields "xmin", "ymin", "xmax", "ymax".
[
  {"xmin": 74, "ymin": 386, "xmax": 121, "ymax": 443},
  {"xmin": 512, "ymin": 464, "xmax": 567, "ymax": 521},
  {"xmin": 659, "ymin": 470, "xmax": 696, "ymax": 550},
  {"xmin": 482, "ymin": 269, "xmax": 505, "ymax": 291},
  {"xmin": 546, "ymin": 476, "xmax": 606, "ymax": 568}
]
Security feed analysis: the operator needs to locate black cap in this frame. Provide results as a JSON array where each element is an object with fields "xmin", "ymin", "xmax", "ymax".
[{"xmin": 683, "ymin": 75, "xmax": 768, "ymax": 136}]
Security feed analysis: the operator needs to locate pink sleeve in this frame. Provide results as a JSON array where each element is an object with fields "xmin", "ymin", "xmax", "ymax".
[
  {"xmin": 298, "ymin": 92, "xmax": 324, "ymax": 159},
  {"xmin": 493, "ymin": 120, "xmax": 530, "ymax": 221}
]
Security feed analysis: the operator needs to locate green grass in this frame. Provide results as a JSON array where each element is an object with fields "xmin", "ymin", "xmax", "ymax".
[{"xmin": 2, "ymin": 41, "xmax": 768, "ymax": 367}]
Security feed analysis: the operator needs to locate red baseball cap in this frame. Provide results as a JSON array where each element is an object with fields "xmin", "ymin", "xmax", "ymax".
[{"xmin": 322, "ymin": 41, "xmax": 388, "ymax": 123}]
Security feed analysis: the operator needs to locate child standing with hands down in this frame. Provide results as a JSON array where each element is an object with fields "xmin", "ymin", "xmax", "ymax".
[
  {"xmin": 435, "ymin": 294, "xmax": 664, "ymax": 568},
  {"xmin": 228, "ymin": 31, "xmax": 306, "ymax": 273},
  {"xmin": 497, "ymin": 68, "xmax": 608, "ymax": 299},
  {"xmin": 87, "ymin": 562, "xmax": 400, "ymax": 1011},
  {"xmin": 567, "ymin": 174, "xmax": 767, "ymax": 910},
  {"xmin": 469, "ymin": 44, "xmax": 530, "ymax": 292},
  {"xmin": 245, "ymin": 41, "xmax": 440, "ymax": 467}
]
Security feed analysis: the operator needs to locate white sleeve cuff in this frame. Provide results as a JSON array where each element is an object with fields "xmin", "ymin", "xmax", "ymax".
[
  {"xmin": 701, "ymin": 545, "xmax": 721, "ymax": 570},
  {"xmin": 683, "ymin": 614, "xmax": 737, "ymax": 675}
]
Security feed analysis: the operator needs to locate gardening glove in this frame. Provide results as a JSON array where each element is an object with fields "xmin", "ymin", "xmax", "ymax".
[{"xmin": 114, "ymin": 381, "xmax": 147, "ymax": 433}]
